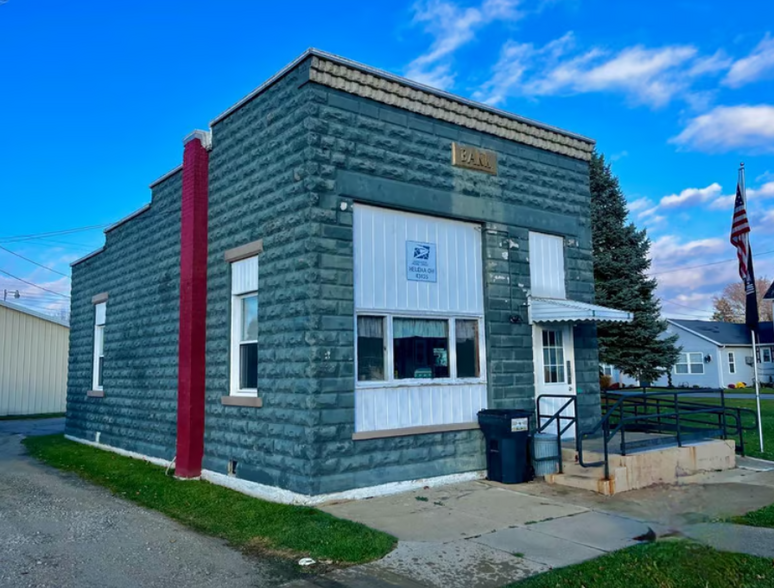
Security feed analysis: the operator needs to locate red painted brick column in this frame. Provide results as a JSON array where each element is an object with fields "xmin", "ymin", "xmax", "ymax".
[{"xmin": 176, "ymin": 131, "xmax": 210, "ymax": 478}]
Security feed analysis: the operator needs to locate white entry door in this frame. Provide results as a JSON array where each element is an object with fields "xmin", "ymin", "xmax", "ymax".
[{"xmin": 533, "ymin": 324, "xmax": 576, "ymax": 439}]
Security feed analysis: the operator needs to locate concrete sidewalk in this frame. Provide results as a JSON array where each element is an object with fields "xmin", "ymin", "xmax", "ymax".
[{"xmin": 310, "ymin": 482, "xmax": 659, "ymax": 588}]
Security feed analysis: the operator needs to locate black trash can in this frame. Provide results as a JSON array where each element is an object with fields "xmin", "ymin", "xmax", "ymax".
[{"xmin": 477, "ymin": 409, "xmax": 534, "ymax": 484}]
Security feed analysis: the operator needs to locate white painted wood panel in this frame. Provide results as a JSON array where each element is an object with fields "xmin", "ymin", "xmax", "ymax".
[
  {"xmin": 529, "ymin": 232, "xmax": 566, "ymax": 299},
  {"xmin": 231, "ymin": 256, "xmax": 258, "ymax": 295},
  {"xmin": 354, "ymin": 205, "xmax": 483, "ymax": 314},
  {"xmin": 0, "ymin": 303, "xmax": 69, "ymax": 416},
  {"xmin": 355, "ymin": 384, "xmax": 487, "ymax": 432}
]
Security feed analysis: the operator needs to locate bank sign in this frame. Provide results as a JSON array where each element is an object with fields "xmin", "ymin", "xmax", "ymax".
[{"xmin": 406, "ymin": 241, "xmax": 437, "ymax": 282}]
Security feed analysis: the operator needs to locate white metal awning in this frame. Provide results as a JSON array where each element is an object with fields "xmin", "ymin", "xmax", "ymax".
[{"xmin": 529, "ymin": 297, "xmax": 633, "ymax": 324}]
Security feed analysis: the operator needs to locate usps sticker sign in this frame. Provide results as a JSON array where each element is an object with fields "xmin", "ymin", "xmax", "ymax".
[{"xmin": 406, "ymin": 241, "xmax": 437, "ymax": 282}]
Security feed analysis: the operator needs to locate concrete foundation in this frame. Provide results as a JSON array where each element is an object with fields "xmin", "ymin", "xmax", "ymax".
[{"xmin": 546, "ymin": 438, "xmax": 736, "ymax": 495}]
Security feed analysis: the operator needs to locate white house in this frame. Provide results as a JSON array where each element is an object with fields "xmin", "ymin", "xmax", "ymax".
[
  {"xmin": 0, "ymin": 300, "xmax": 69, "ymax": 416},
  {"xmin": 607, "ymin": 318, "xmax": 774, "ymax": 389}
]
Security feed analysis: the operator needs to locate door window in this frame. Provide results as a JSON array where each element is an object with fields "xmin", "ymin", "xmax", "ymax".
[{"xmin": 542, "ymin": 329, "xmax": 566, "ymax": 383}]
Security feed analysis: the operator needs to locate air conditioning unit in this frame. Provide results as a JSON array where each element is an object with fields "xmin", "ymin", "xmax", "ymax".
[{"xmin": 745, "ymin": 356, "xmax": 754, "ymax": 366}]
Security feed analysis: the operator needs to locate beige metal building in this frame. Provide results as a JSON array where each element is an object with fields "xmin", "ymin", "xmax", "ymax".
[{"xmin": 0, "ymin": 300, "xmax": 69, "ymax": 416}]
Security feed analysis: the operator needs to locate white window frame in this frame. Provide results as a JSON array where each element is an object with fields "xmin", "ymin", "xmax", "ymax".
[
  {"xmin": 762, "ymin": 347, "xmax": 772, "ymax": 363},
  {"xmin": 728, "ymin": 351, "xmax": 736, "ymax": 374},
  {"xmin": 229, "ymin": 256, "xmax": 259, "ymax": 396},
  {"xmin": 92, "ymin": 302, "xmax": 106, "ymax": 391},
  {"xmin": 355, "ymin": 310, "xmax": 487, "ymax": 389},
  {"xmin": 600, "ymin": 364, "xmax": 614, "ymax": 377},
  {"xmin": 674, "ymin": 352, "xmax": 704, "ymax": 375}
]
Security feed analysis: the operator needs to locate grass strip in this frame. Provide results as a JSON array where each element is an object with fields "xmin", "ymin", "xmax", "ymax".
[
  {"xmin": 22, "ymin": 434, "xmax": 396, "ymax": 564},
  {"xmin": 508, "ymin": 541, "xmax": 774, "ymax": 588}
]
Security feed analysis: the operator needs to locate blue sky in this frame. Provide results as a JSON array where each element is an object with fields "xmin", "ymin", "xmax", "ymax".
[{"xmin": 1, "ymin": 0, "xmax": 773, "ymax": 320}]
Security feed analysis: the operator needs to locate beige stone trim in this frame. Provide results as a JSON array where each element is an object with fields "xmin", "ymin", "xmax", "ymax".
[
  {"xmin": 221, "ymin": 396, "xmax": 263, "ymax": 408},
  {"xmin": 91, "ymin": 292, "xmax": 109, "ymax": 305},
  {"xmin": 86, "ymin": 390, "xmax": 105, "ymax": 398},
  {"xmin": 353, "ymin": 422, "xmax": 480, "ymax": 440},
  {"xmin": 224, "ymin": 240, "xmax": 264, "ymax": 263},
  {"xmin": 310, "ymin": 57, "xmax": 594, "ymax": 161}
]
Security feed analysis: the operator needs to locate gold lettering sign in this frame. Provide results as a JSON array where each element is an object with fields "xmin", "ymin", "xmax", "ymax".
[{"xmin": 451, "ymin": 142, "xmax": 497, "ymax": 175}]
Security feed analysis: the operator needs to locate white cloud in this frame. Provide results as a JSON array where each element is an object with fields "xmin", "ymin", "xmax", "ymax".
[
  {"xmin": 407, "ymin": 0, "xmax": 522, "ymax": 89},
  {"xmin": 659, "ymin": 182, "xmax": 722, "ymax": 209},
  {"xmin": 709, "ymin": 180, "xmax": 774, "ymax": 211},
  {"xmin": 475, "ymin": 33, "xmax": 730, "ymax": 107},
  {"xmin": 671, "ymin": 104, "xmax": 774, "ymax": 153},
  {"xmin": 627, "ymin": 197, "xmax": 652, "ymax": 213},
  {"xmin": 724, "ymin": 33, "xmax": 774, "ymax": 88}
]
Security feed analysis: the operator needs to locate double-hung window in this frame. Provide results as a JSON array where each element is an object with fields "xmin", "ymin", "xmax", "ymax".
[
  {"xmin": 728, "ymin": 352, "xmax": 736, "ymax": 374},
  {"xmin": 674, "ymin": 352, "xmax": 704, "ymax": 375},
  {"xmin": 762, "ymin": 348, "xmax": 772, "ymax": 363},
  {"xmin": 92, "ymin": 301, "xmax": 106, "ymax": 390},
  {"xmin": 229, "ymin": 255, "xmax": 258, "ymax": 395}
]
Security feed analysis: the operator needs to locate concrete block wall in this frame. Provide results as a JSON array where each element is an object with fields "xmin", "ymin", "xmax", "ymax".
[
  {"xmin": 202, "ymin": 62, "xmax": 322, "ymax": 495},
  {"xmin": 302, "ymin": 84, "xmax": 599, "ymax": 493},
  {"xmin": 66, "ymin": 174, "xmax": 182, "ymax": 460}
]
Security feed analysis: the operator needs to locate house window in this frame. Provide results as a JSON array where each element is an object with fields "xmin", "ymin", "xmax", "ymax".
[
  {"xmin": 356, "ymin": 315, "xmax": 484, "ymax": 383},
  {"xmin": 763, "ymin": 348, "xmax": 772, "ymax": 363},
  {"xmin": 230, "ymin": 255, "xmax": 258, "ymax": 395},
  {"xmin": 542, "ymin": 329, "xmax": 565, "ymax": 383},
  {"xmin": 675, "ymin": 352, "xmax": 704, "ymax": 375},
  {"xmin": 600, "ymin": 364, "xmax": 614, "ymax": 377},
  {"xmin": 728, "ymin": 352, "xmax": 736, "ymax": 374},
  {"xmin": 92, "ymin": 302, "xmax": 106, "ymax": 390}
]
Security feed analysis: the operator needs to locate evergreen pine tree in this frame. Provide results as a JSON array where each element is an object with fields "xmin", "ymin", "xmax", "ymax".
[{"xmin": 590, "ymin": 152, "xmax": 680, "ymax": 384}]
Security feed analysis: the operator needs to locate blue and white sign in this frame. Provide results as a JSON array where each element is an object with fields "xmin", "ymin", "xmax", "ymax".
[{"xmin": 406, "ymin": 241, "xmax": 437, "ymax": 282}]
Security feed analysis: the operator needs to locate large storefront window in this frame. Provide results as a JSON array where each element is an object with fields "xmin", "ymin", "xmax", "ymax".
[{"xmin": 356, "ymin": 315, "xmax": 483, "ymax": 383}]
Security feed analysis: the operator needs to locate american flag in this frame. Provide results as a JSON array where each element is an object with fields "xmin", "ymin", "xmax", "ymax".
[{"xmin": 730, "ymin": 183, "xmax": 751, "ymax": 282}]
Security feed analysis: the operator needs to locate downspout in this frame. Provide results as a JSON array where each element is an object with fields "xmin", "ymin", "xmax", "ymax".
[{"xmin": 716, "ymin": 345, "xmax": 724, "ymax": 389}]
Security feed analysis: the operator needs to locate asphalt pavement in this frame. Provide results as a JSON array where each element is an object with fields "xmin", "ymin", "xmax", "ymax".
[{"xmin": 0, "ymin": 417, "xmax": 297, "ymax": 588}]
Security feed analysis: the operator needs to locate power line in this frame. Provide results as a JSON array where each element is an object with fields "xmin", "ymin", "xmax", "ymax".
[
  {"xmin": 0, "ymin": 269, "xmax": 70, "ymax": 298},
  {"xmin": 0, "ymin": 245, "xmax": 69, "ymax": 277},
  {"xmin": 0, "ymin": 224, "xmax": 109, "ymax": 243},
  {"xmin": 660, "ymin": 298, "xmax": 713, "ymax": 314},
  {"xmin": 650, "ymin": 249, "xmax": 774, "ymax": 276}
]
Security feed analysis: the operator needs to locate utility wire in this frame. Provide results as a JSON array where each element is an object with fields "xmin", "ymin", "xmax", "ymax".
[
  {"xmin": 0, "ymin": 269, "xmax": 70, "ymax": 298},
  {"xmin": 0, "ymin": 224, "xmax": 109, "ymax": 243},
  {"xmin": 650, "ymin": 249, "xmax": 774, "ymax": 276},
  {"xmin": 0, "ymin": 245, "xmax": 69, "ymax": 277}
]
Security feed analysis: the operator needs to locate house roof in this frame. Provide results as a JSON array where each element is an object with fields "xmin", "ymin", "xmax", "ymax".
[
  {"xmin": 764, "ymin": 281, "xmax": 774, "ymax": 300},
  {"xmin": 0, "ymin": 299, "xmax": 69, "ymax": 327},
  {"xmin": 668, "ymin": 319, "xmax": 774, "ymax": 345}
]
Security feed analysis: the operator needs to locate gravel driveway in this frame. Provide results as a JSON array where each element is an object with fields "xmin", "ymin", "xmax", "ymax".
[{"xmin": 0, "ymin": 419, "xmax": 296, "ymax": 588}]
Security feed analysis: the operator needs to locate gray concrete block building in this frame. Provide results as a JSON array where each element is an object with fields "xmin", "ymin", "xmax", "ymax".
[{"xmin": 66, "ymin": 49, "xmax": 630, "ymax": 503}]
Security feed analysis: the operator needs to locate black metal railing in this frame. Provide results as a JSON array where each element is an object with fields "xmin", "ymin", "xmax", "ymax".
[{"xmin": 536, "ymin": 388, "xmax": 759, "ymax": 481}]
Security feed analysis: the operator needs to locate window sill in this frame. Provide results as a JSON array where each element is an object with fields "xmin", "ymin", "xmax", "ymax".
[
  {"xmin": 86, "ymin": 390, "xmax": 105, "ymax": 398},
  {"xmin": 353, "ymin": 422, "xmax": 479, "ymax": 440},
  {"xmin": 221, "ymin": 396, "xmax": 263, "ymax": 408}
]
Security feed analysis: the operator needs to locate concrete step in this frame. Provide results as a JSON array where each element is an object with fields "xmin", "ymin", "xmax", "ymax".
[{"xmin": 546, "ymin": 464, "xmax": 628, "ymax": 496}]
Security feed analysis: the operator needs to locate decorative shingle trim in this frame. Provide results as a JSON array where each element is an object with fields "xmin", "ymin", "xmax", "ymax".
[
  {"xmin": 224, "ymin": 239, "xmax": 264, "ymax": 263},
  {"xmin": 91, "ymin": 292, "xmax": 109, "ymax": 305},
  {"xmin": 310, "ymin": 56, "xmax": 594, "ymax": 161},
  {"xmin": 221, "ymin": 396, "xmax": 263, "ymax": 408},
  {"xmin": 352, "ymin": 422, "xmax": 480, "ymax": 440},
  {"xmin": 86, "ymin": 390, "xmax": 105, "ymax": 398}
]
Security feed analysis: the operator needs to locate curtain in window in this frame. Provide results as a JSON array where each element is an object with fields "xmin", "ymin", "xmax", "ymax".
[
  {"xmin": 393, "ymin": 318, "xmax": 448, "ymax": 339},
  {"xmin": 455, "ymin": 319, "xmax": 477, "ymax": 339},
  {"xmin": 357, "ymin": 316, "xmax": 384, "ymax": 338}
]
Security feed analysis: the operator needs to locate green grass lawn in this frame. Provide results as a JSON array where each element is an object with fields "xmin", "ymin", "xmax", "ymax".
[
  {"xmin": 712, "ymin": 395, "xmax": 774, "ymax": 461},
  {"xmin": 22, "ymin": 434, "xmax": 395, "ymax": 565},
  {"xmin": 509, "ymin": 541, "xmax": 774, "ymax": 588},
  {"xmin": 0, "ymin": 412, "xmax": 65, "ymax": 421}
]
